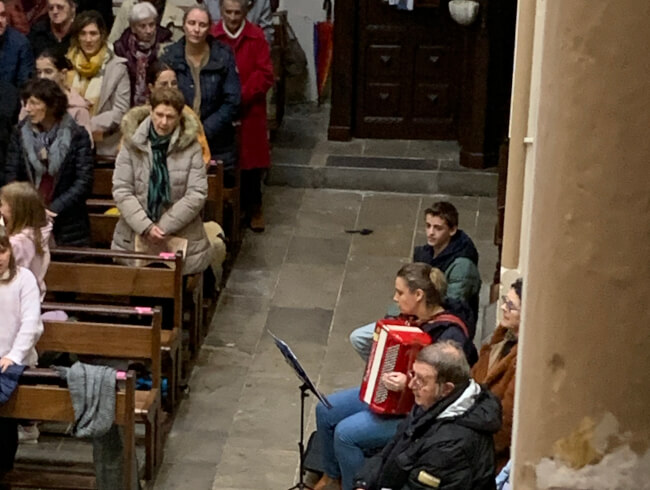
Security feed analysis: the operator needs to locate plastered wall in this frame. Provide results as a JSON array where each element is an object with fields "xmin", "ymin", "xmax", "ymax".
[{"xmin": 512, "ymin": 0, "xmax": 650, "ymax": 487}]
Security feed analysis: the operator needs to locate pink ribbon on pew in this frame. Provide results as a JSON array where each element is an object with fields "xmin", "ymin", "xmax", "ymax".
[
  {"xmin": 159, "ymin": 252, "xmax": 175, "ymax": 259},
  {"xmin": 116, "ymin": 371, "xmax": 128, "ymax": 380},
  {"xmin": 134, "ymin": 306, "xmax": 153, "ymax": 314}
]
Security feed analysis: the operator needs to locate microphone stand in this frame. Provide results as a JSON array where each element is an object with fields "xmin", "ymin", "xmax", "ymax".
[{"xmin": 288, "ymin": 383, "xmax": 314, "ymax": 490}]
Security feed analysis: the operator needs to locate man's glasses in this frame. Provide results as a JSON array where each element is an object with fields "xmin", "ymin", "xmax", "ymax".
[
  {"xmin": 501, "ymin": 295, "xmax": 519, "ymax": 312},
  {"xmin": 408, "ymin": 370, "xmax": 433, "ymax": 388}
]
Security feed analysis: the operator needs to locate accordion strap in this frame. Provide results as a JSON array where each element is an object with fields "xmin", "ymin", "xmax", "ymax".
[{"xmin": 432, "ymin": 313, "xmax": 469, "ymax": 339}]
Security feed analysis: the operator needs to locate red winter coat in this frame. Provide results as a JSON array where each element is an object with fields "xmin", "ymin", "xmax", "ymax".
[{"xmin": 212, "ymin": 21, "xmax": 274, "ymax": 170}]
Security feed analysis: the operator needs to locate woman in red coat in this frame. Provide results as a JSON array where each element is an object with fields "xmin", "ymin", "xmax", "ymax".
[{"xmin": 212, "ymin": 0, "xmax": 273, "ymax": 232}]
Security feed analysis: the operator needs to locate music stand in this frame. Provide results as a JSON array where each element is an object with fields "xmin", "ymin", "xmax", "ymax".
[{"xmin": 269, "ymin": 331, "xmax": 332, "ymax": 490}]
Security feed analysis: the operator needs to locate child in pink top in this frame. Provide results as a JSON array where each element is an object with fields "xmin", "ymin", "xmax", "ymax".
[{"xmin": 0, "ymin": 182, "xmax": 53, "ymax": 301}]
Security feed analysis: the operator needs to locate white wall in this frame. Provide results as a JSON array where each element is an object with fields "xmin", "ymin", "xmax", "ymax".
[{"xmin": 279, "ymin": 0, "xmax": 328, "ymax": 101}]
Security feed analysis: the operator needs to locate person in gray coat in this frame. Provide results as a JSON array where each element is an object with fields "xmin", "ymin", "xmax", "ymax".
[{"xmin": 111, "ymin": 87, "xmax": 213, "ymax": 275}]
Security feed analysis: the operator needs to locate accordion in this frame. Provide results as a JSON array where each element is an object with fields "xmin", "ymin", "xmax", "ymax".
[{"xmin": 359, "ymin": 319, "xmax": 431, "ymax": 415}]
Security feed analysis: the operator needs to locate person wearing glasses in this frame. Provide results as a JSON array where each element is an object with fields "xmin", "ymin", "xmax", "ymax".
[
  {"xmin": 28, "ymin": 0, "xmax": 76, "ymax": 58},
  {"xmin": 471, "ymin": 278, "xmax": 523, "ymax": 473},
  {"xmin": 313, "ymin": 263, "xmax": 478, "ymax": 490},
  {"xmin": 353, "ymin": 341, "xmax": 502, "ymax": 490}
]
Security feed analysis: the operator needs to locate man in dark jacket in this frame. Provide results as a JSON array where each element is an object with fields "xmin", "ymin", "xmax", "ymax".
[
  {"xmin": 27, "ymin": 0, "xmax": 75, "ymax": 58},
  {"xmin": 354, "ymin": 341, "xmax": 501, "ymax": 490},
  {"xmin": 0, "ymin": 0, "xmax": 34, "ymax": 87},
  {"xmin": 414, "ymin": 201, "xmax": 482, "ymax": 318},
  {"xmin": 0, "ymin": 80, "xmax": 19, "ymax": 185}
]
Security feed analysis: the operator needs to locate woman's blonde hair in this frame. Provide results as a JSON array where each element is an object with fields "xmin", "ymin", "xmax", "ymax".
[
  {"xmin": 396, "ymin": 262, "xmax": 448, "ymax": 308},
  {"xmin": 0, "ymin": 182, "xmax": 48, "ymax": 256},
  {"xmin": 0, "ymin": 226, "xmax": 17, "ymax": 283}
]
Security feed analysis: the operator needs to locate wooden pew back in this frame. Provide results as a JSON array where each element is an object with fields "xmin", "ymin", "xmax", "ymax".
[
  {"xmin": 0, "ymin": 368, "xmax": 136, "ymax": 489},
  {"xmin": 45, "ymin": 247, "xmax": 183, "ymax": 330}
]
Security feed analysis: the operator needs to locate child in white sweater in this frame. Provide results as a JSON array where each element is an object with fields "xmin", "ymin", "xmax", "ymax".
[
  {"xmin": 0, "ymin": 182, "xmax": 53, "ymax": 301},
  {"xmin": 0, "ymin": 226, "xmax": 44, "ymax": 464}
]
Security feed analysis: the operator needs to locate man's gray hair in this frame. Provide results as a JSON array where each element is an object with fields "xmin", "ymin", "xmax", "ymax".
[
  {"xmin": 416, "ymin": 340, "xmax": 470, "ymax": 386},
  {"xmin": 219, "ymin": 0, "xmax": 249, "ymax": 10},
  {"xmin": 129, "ymin": 1, "xmax": 158, "ymax": 26}
]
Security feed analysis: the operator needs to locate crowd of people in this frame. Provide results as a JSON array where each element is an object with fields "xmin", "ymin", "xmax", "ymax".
[
  {"xmin": 0, "ymin": 0, "xmax": 274, "ymax": 472},
  {"xmin": 311, "ymin": 201, "xmax": 521, "ymax": 490},
  {"xmin": 0, "ymin": 0, "xmax": 274, "ymax": 231}
]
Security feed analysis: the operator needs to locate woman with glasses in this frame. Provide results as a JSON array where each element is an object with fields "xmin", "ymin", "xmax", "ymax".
[
  {"xmin": 313, "ymin": 263, "xmax": 477, "ymax": 490},
  {"xmin": 472, "ymin": 278, "xmax": 522, "ymax": 473}
]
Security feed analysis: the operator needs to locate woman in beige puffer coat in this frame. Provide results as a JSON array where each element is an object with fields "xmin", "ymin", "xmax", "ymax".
[{"xmin": 111, "ymin": 90, "xmax": 212, "ymax": 275}]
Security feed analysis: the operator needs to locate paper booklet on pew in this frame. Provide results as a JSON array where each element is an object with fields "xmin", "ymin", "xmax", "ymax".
[
  {"xmin": 268, "ymin": 330, "xmax": 332, "ymax": 409},
  {"xmin": 134, "ymin": 234, "xmax": 188, "ymax": 268}
]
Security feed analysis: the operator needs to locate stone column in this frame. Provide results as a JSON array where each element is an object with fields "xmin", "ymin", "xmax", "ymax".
[{"xmin": 512, "ymin": 1, "xmax": 650, "ymax": 488}]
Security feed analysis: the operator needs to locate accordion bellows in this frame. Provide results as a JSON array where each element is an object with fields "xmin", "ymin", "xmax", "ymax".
[{"xmin": 360, "ymin": 319, "xmax": 431, "ymax": 415}]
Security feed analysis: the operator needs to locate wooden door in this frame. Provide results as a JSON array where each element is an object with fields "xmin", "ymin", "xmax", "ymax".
[{"xmin": 355, "ymin": 0, "xmax": 460, "ymax": 139}]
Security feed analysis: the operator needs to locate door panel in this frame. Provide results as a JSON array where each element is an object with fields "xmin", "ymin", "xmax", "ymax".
[{"xmin": 355, "ymin": 0, "xmax": 460, "ymax": 139}]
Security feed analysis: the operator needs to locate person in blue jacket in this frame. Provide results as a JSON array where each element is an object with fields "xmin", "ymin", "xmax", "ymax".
[
  {"xmin": 160, "ymin": 5, "xmax": 240, "ymax": 172},
  {"xmin": 0, "ymin": 0, "xmax": 34, "ymax": 88}
]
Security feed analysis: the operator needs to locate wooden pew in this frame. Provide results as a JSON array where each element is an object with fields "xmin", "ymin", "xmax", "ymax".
[
  {"xmin": 39, "ymin": 302, "xmax": 163, "ymax": 481},
  {"xmin": 0, "ymin": 368, "xmax": 136, "ymax": 490},
  {"xmin": 45, "ymin": 247, "xmax": 184, "ymax": 410}
]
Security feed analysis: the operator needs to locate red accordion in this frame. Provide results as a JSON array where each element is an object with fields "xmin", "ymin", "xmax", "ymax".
[{"xmin": 359, "ymin": 319, "xmax": 431, "ymax": 415}]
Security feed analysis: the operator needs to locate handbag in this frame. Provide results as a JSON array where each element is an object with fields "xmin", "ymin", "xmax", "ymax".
[{"xmin": 284, "ymin": 21, "xmax": 308, "ymax": 77}]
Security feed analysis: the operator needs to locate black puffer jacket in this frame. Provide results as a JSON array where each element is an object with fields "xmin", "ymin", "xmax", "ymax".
[
  {"xmin": 355, "ymin": 383, "xmax": 501, "ymax": 490},
  {"xmin": 5, "ymin": 115, "xmax": 93, "ymax": 246}
]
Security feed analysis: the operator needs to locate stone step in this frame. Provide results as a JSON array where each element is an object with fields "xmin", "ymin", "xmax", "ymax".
[{"xmin": 267, "ymin": 152, "xmax": 498, "ymax": 197}]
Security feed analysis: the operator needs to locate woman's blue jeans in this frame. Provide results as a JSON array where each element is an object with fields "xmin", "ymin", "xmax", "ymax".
[{"xmin": 315, "ymin": 387, "xmax": 403, "ymax": 490}]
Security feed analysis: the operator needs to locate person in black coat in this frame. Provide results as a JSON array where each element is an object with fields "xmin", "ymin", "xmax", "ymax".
[
  {"xmin": 27, "ymin": 0, "xmax": 76, "ymax": 58},
  {"xmin": 354, "ymin": 341, "xmax": 502, "ymax": 490},
  {"xmin": 4, "ymin": 78, "xmax": 93, "ymax": 246},
  {"xmin": 0, "ymin": 81, "xmax": 20, "ymax": 186},
  {"xmin": 160, "ymin": 5, "xmax": 240, "ymax": 170}
]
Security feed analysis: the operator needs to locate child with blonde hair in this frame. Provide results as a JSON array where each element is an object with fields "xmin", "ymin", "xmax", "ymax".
[
  {"xmin": 0, "ymin": 226, "xmax": 44, "ymax": 454},
  {"xmin": 0, "ymin": 182, "xmax": 53, "ymax": 300}
]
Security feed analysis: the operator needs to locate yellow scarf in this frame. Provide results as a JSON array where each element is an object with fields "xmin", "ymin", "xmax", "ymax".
[{"xmin": 66, "ymin": 46, "xmax": 108, "ymax": 117}]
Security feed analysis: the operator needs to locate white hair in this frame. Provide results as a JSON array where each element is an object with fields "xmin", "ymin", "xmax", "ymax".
[{"xmin": 129, "ymin": 1, "xmax": 158, "ymax": 26}]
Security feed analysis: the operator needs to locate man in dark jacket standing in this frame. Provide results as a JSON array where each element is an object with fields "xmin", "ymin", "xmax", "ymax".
[
  {"xmin": 0, "ymin": 0, "xmax": 34, "ymax": 87},
  {"xmin": 354, "ymin": 341, "xmax": 501, "ymax": 490},
  {"xmin": 27, "ymin": 0, "xmax": 76, "ymax": 58}
]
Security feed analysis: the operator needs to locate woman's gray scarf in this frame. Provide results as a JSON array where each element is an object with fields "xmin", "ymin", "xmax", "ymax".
[{"xmin": 20, "ymin": 115, "xmax": 73, "ymax": 188}]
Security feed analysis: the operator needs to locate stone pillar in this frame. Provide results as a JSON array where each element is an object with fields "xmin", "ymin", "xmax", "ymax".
[{"xmin": 512, "ymin": 1, "xmax": 650, "ymax": 488}]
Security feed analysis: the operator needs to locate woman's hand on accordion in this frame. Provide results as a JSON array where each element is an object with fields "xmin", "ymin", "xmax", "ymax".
[{"xmin": 382, "ymin": 371, "xmax": 408, "ymax": 392}]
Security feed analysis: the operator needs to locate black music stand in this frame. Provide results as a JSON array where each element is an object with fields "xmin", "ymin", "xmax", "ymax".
[{"xmin": 269, "ymin": 331, "xmax": 332, "ymax": 490}]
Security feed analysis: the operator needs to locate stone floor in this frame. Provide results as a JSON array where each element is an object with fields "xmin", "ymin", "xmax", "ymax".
[{"xmin": 153, "ymin": 187, "xmax": 498, "ymax": 489}]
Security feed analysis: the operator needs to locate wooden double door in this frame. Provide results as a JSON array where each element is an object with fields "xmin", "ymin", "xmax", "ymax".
[{"xmin": 354, "ymin": 0, "xmax": 460, "ymax": 140}]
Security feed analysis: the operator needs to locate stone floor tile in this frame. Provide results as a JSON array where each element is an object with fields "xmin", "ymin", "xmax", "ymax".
[
  {"xmin": 438, "ymin": 170, "xmax": 498, "ymax": 197},
  {"xmin": 226, "ymin": 375, "xmax": 307, "ymax": 451},
  {"xmin": 407, "ymin": 140, "xmax": 460, "ymax": 159},
  {"xmin": 349, "ymin": 225, "xmax": 416, "ymax": 259},
  {"xmin": 234, "ymin": 229, "xmax": 293, "ymax": 271},
  {"xmin": 162, "ymin": 428, "xmax": 229, "ymax": 465},
  {"xmin": 363, "ymin": 139, "xmax": 410, "ymax": 157},
  {"xmin": 357, "ymin": 193, "xmax": 422, "ymax": 228},
  {"xmin": 285, "ymin": 235, "xmax": 351, "ymax": 266},
  {"xmin": 271, "ymin": 264, "xmax": 345, "ymax": 309},
  {"xmin": 212, "ymin": 447, "xmax": 298, "ymax": 489},
  {"xmin": 263, "ymin": 306, "xmax": 333, "ymax": 345},
  {"xmin": 263, "ymin": 187, "xmax": 305, "ymax": 226},
  {"xmin": 155, "ymin": 461, "xmax": 218, "ymax": 490},
  {"xmin": 313, "ymin": 139, "xmax": 365, "ymax": 156},
  {"xmin": 223, "ymin": 268, "xmax": 279, "ymax": 298},
  {"xmin": 271, "ymin": 147, "xmax": 314, "ymax": 166}
]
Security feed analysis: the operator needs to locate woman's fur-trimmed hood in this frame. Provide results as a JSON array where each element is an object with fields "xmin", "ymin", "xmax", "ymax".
[{"xmin": 120, "ymin": 105, "xmax": 201, "ymax": 153}]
